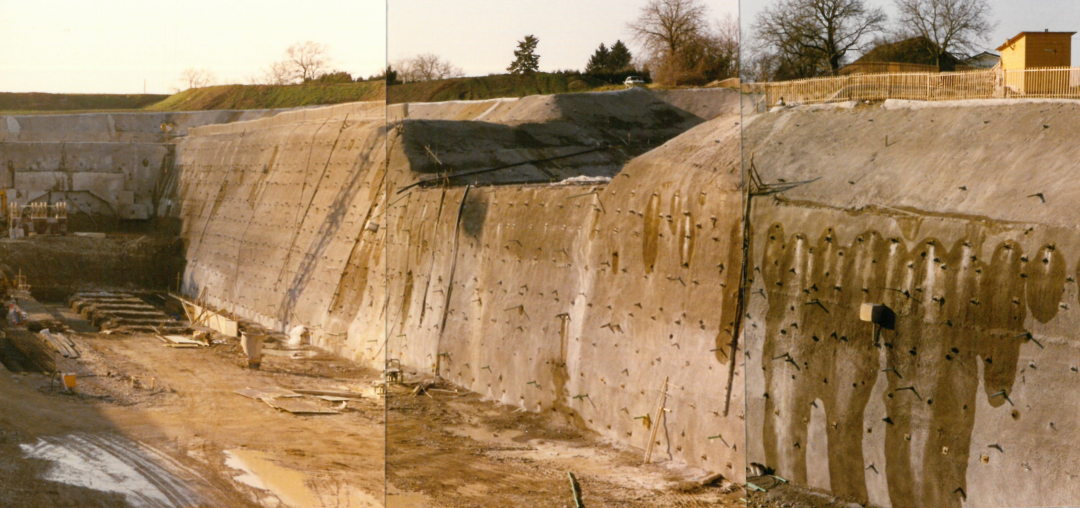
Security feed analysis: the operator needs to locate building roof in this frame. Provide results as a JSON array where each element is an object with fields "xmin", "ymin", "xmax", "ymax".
[
  {"xmin": 962, "ymin": 52, "xmax": 1000, "ymax": 68},
  {"xmin": 851, "ymin": 36, "xmax": 963, "ymax": 71},
  {"xmin": 997, "ymin": 31, "xmax": 1077, "ymax": 52}
]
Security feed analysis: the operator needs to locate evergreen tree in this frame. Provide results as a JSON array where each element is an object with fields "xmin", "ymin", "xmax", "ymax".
[
  {"xmin": 384, "ymin": 65, "xmax": 400, "ymax": 85},
  {"xmin": 609, "ymin": 40, "xmax": 633, "ymax": 71},
  {"xmin": 585, "ymin": 43, "xmax": 611, "ymax": 74},
  {"xmin": 508, "ymin": 35, "xmax": 540, "ymax": 75}
]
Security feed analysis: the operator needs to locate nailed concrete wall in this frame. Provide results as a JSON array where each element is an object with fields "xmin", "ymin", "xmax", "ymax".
[
  {"xmin": 384, "ymin": 113, "xmax": 746, "ymax": 476},
  {"xmin": 742, "ymin": 99, "xmax": 1080, "ymax": 507},
  {"xmin": 175, "ymin": 102, "xmax": 390, "ymax": 361},
  {"xmin": 174, "ymin": 89, "xmax": 747, "ymax": 476}
]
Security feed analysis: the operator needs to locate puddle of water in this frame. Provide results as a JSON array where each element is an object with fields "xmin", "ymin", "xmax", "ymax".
[
  {"xmin": 20, "ymin": 433, "xmax": 203, "ymax": 508},
  {"xmin": 224, "ymin": 449, "xmax": 382, "ymax": 508},
  {"xmin": 225, "ymin": 449, "xmax": 319, "ymax": 508}
]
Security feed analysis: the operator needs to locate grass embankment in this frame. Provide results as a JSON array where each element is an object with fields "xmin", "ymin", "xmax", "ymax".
[
  {"xmin": 0, "ymin": 92, "xmax": 168, "ymax": 114},
  {"xmin": 0, "ymin": 74, "xmax": 629, "ymax": 113},
  {"xmin": 145, "ymin": 82, "xmax": 386, "ymax": 111},
  {"xmin": 388, "ymin": 73, "xmax": 619, "ymax": 103}
]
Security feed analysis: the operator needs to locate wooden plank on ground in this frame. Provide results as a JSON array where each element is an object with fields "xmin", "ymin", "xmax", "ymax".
[{"xmin": 263, "ymin": 398, "xmax": 340, "ymax": 415}]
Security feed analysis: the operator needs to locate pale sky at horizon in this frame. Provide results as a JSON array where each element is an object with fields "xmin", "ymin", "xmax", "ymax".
[
  {"xmin": 19, "ymin": 0, "xmax": 1064, "ymax": 96},
  {"xmin": 0, "ymin": 0, "xmax": 386, "ymax": 94},
  {"xmin": 389, "ymin": 0, "xmax": 738, "ymax": 76},
  {"xmin": 740, "ymin": 0, "xmax": 1080, "ymax": 66}
]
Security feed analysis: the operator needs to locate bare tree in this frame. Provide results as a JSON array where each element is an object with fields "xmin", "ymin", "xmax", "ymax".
[
  {"xmin": 753, "ymin": 0, "xmax": 887, "ymax": 78},
  {"xmin": 631, "ymin": 0, "xmax": 740, "ymax": 85},
  {"xmin": 628, "ymin": 0, "xmax": 710, "ymax": 61},
  {"xmin": 178, "ymin": 68, "xmax": 215, "ymax": 89},
  {"xmin": 395, "ymin": 53, "xmax": 464, "ymax": 83},
  {"xmin": 893, "ymin": 0, "xmax": 996, "ymax": 65},
  {"xmin": 285, "ymin": 41, "xmax": 332, "ymax": 82},
  {"xmin": 259, "ymin": 60, "xmax": 294, "ymax": 85},
  {"xmin": 708, "ymin": 14, "xmax": 741, "ymax": 79}
]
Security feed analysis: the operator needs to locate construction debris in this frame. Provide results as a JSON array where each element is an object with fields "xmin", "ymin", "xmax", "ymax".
[
  {"xmin": 177, "ymin": 296, "xmax": 238, "ymax": 337},
  {"xmin": 68, "ymin": 292, "xmax": 186, "ymax": 334},
  {"xmin": 38, "ymin": 329, "xmax": 79, "ymax": 358},
  {"xmin": 291, "ymin": 389, "xmax": 363, "ymax": 399},
  {"xmin": 262, "ymin": 398, "xmax": 340, "ymax": 415}
]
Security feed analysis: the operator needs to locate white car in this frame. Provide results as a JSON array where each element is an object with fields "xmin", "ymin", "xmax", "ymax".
[{"xmin": 623, "ymin": 76, "xmax": 645, "ymax": 88}]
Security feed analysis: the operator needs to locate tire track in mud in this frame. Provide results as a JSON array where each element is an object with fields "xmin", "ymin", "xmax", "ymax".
[{"xmin": 20, "ymin": 433, "xmax": 206, "ymax": 508}]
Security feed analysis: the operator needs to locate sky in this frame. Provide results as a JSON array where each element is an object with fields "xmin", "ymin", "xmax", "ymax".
[
  {"xmin": 0, "ymin": 0, "xmax": 386, "ymax": 94},
  {"xmin": 389, "ymin": 0, "xmax": 739, "ymax": 76},
  {"xmin": 739, "ymin": 0, "xmax": 1080, "ymax": 66},
  {"xmin": 9, "ymin": 0, "xmax": 1059, "ymax": 95}
]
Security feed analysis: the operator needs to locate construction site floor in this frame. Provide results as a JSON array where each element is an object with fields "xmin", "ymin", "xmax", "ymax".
[
  {"xmin": 0, "ymin": 303, "xmax": 385, "ymax": 507},
  {"xmin": 0, "ymin": 303, "xmax": 749, "ymax": 507},
  {"xmin": 386, "ymin": 379, "xmax": 745, "ymax": 507}
]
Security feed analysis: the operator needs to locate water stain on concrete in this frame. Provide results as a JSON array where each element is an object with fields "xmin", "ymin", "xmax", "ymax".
[{"xmin": 756, "ymin": 224, "xmax": 1040, "ymax": 508}]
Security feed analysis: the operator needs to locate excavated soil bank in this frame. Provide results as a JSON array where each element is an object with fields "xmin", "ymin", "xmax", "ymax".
[{"xmin": 0, "ymin": 235, "xmax": 184, "ymax": 302}]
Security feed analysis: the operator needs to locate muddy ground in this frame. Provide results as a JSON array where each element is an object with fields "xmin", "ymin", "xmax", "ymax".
[
  {"xmin": 0, "ymin": 298, "xmax": 754, "ymax": 508},
  {"xmin": 746, "ymin": 476, "xmax": 872, "ymax": 508},
  {"xmin": 386, "ymin": 377, "xmax": 745, "ymax": 508},
  {"xmin": 0, "ymin": 301, "xmax": 384, "ymax": 507}
]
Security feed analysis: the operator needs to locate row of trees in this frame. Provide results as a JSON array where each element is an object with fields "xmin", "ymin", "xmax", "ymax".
[
  {"xmin": 747, "ymin": 0, "xmax": 996, "ymax": 81},
  {"xmin": 628, "ymin": 0, "xmax": 740, "ymax": 86},
  {"xmin": 176, "ymin": 0, "xmax": 744, "ymax": 91},
  {"xmin": 391, "ymin": 0, "xmax": 741, "ymax": 87},
  {"xmin": 176, "ymin": 41, "xmax": 382, "ymax": 91}
]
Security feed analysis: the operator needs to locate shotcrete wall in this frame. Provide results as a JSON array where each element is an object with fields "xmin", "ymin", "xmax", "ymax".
[
  {"xmin": 384, "ymin": 115, "xmax": 745, "ymax": 476},
  {"xmin": 742, "ymin": 99, "xmax": 1080, "ymax": 508},
  {"xmin": 175, "ymin": 102, "xmax": 390, "ymax": 361},
  {"xmin": 174, "ymin": 89, "xmax": 747, "ymax": 475}
]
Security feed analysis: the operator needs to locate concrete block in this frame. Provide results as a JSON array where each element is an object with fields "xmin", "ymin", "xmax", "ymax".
[
  {"xmin": 117, "ymin": 191, "xmax": 135, "ymax": 206},
  {"xmin": 118, "ymin": 203, "xmax": 148, "ymax": 220},
  {"xmin": 72, "ymin": 172, "xmax": 124, "ymax": 206},
  {"xmin": 13, "ymin": 171, "xmax": 66, "ymax": 192}
]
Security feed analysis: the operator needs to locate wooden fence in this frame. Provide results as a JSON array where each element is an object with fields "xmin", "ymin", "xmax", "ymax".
[{"xmin": 749, "ymin": 67, "xmax": 1080, "ymax": 108}]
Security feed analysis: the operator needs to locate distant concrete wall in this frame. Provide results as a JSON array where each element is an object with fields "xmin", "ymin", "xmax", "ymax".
[
  {"xmin": 0, "ymin": 109, "xmax": 290, "ymax": 221},
  {"xmin": 1, "ymin": 142, "xmax": 170, "ymax": 219},
  {"xmin": 0, "ymin": 110, "xmax": 283, "ymax": 143},
  {"xmin": 743, "ymin": 100, "xmax": 1080, "ymax": 508}
]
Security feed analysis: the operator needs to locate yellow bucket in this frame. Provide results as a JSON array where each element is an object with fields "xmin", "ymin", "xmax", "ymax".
[{"xmin": 61, "ymin": 373, "xmax": 77, "ymax": 390}]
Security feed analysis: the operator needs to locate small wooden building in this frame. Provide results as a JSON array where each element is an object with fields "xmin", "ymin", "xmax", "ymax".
[{"xmin": 997, "ymin": 30, "xmax": 1076, "ymax": 94}]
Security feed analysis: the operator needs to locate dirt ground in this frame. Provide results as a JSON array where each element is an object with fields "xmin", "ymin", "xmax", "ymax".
[
  {"xmin": 0, "ymin": 300, "xmax": 385, "ymax": 508},
  {"xmin": 386, "ymin": 376, "xmax": 745, "ymax": 508},
  {"xmin": 0, "ymin": 298, "xmax": 754, "ymax": 508},
  {"xmin": 746, "ymin": 476, "xmax": 871, "ymax": 508}
]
